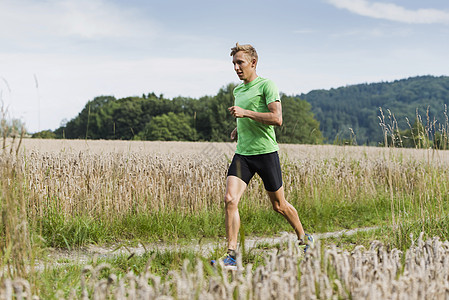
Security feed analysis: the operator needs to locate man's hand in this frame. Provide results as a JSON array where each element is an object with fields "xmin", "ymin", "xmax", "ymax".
[
  {"xmin": 228, "ymin": 101, "xmax": 282, "ymax": 126},
  {"xmin": 230, "ymin": 127, "xmax": 237, "ymax": 141},
  {"xmin": 228, "ymin": 106, "xmax": 246, "ymax": 118}
]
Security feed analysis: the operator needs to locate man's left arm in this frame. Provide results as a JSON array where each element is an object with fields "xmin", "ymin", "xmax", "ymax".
[{"xmin": 228, "ymin": 101, "xmax": 283, "ymax": 126}]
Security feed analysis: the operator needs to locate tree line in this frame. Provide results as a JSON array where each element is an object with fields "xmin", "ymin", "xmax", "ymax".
[
  {"xmin": 36, "ymin": 83, "xmax": 323, "ymax": 144},
  {"xmin": 32, "ymin": 76, "xmax": 449, "ymax": 149}
]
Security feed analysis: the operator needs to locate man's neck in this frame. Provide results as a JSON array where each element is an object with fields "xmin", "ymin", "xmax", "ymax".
[{"xmin": 244, "ymin": 74, "xmax": 258, "ymax": 84}]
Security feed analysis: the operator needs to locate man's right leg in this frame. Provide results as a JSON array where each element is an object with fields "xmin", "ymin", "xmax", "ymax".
[{"xmin": 224, "ymin": 175, "xmax": 247, "ymax": 251}]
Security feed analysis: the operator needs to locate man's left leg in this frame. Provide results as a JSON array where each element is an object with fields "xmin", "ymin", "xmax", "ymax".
[{"xmin": 267, "ymin": 186, "xmax": 305, "ymax": 240}]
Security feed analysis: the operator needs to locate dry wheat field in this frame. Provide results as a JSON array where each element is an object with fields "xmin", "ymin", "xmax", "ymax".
[
  {"xmin": 11, "ymin": 138, "xmax": 449, "ymax": 217},
  {"xmin": 2, "ymin": 138, "xmax": 449, "ymax": 299}
]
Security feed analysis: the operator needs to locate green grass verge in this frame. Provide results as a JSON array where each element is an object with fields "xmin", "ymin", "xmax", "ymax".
[
  {"xmin": 34, "ymin": 191, "xmax": 393, "ymax": 249},
  {"xmin": 35, "ymin": 242, "xmax": 276, "ymax": 298}
]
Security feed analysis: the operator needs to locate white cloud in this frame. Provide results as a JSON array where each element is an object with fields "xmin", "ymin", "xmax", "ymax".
[
  {"xmin": 0, "ymin": 0, "xmax": 158, "ymax": 41},
  {"xmin": 56, "ymin": 0, "xmax": 156, "ymax": 39},
  {"xmin": 327, "ymin": 0, "xmax": 449, "ymax": 24},
  {"xmin": 329, "ymin": 26, "xmax": 413, "ymax": 39}
]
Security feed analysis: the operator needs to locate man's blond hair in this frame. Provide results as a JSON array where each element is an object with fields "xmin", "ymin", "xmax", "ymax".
[{"xmin": 230, "ymin": 42, "xmax": 258, "ymax": 63}]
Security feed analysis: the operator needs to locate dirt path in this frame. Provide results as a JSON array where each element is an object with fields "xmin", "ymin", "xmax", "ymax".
[{"xmin": 42, "ymin": 226, "xmax": 378, "ymax": 268}]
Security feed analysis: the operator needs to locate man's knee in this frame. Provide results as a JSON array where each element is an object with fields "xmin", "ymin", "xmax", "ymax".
[
  {"xmin": 271, "ymin": 201, "xmax": 284, "ymax": 214},
  {"xmin": 272, "ymin": 205, "xmax": 281, "ymax": 213},
  {"xmin": 224, "ymin": 193, "xmax": 239, "ymax": 210}
]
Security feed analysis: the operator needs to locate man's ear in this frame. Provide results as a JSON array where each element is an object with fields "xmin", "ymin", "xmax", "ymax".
[{"xmin": 251, "ymin": 58, "xmax": 257, "ymax": 68}]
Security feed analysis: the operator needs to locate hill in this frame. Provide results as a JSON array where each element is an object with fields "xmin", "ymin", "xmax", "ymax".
[{"xmin": 299, "ymin": 75, "xmax": 449, "ymax": 145}]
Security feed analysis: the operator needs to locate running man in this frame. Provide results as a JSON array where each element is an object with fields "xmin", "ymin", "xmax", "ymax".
[{"xmin": 219, "ymin": 43, "xmax": 313, "ymax": 269}]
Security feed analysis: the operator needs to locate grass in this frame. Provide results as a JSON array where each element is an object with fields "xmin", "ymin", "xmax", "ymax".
[
  {"xmin": 3, "ymin": 141, "xmax": 449, "ymax": 250},
  {"xmin": 32, "ymin": 192, "xmax": 393, "ymax": 248},
  {"xmin": 36, "ymin": 248, "xmax": 216, "ymax": 298},
  {"xmin": 38, "ymin": 263, "xmax": 84, "ymax": 298},
  {"xmin": 3, "ymin": 139, "xmax": 449, "ymax": 297},
  {"xmin": 323, "ymin": 216, "xmax": 449, "ymax": 253},
  {"xmin": 22, "ymin": 227, "xmax": 449, "ymax": 298},
  {"xmin": 34, "ymin": 237, "xmax": 284, "ymax": 299}
]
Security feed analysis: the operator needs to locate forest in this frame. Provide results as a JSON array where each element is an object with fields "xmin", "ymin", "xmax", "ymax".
[{"xmin": 300, "ymin": 75, "xmax": 449, "ymax": 145}]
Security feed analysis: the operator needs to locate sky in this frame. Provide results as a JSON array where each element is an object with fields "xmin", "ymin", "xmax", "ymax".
[{"xmin": 1, "ymin": 0, "xmax": 448, "ymax": 133}]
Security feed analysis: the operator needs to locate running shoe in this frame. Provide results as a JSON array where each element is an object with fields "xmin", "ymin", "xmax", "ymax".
[
  {"xmin": 298, "ymin": 233, "xmax": 315, "ymax": 254},
  {"xmin": 211, "ymin": 254, "xmax": 237, "ymax": 271}
]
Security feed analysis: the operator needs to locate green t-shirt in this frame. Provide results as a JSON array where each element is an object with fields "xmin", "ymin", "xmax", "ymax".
[{"xmin": 233, "ymin": 76, "xmax": 280, "ymax": 155}]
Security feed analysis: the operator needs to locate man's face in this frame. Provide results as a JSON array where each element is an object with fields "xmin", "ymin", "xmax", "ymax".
[{"xmin": 232, "ymin": 51, "xmax": 256, "ymax": 83}]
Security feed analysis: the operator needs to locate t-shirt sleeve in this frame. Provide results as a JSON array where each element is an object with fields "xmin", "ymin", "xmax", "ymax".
[{"xmin": 263, "ymin": 80, "xmax": 281, "ymax": 105}]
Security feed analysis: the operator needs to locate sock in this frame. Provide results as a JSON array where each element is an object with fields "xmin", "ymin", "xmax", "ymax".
[{"xmin": 227, "ymin": 249, "xmax": 236, "ymax": 259}]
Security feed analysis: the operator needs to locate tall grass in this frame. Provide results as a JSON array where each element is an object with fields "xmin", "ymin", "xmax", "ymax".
[
  {"xmin": 1, "ymin": 113, "xmax": 32, "ymax": 281},
  {"xmin": 4, "ymin": 233, "xmax": 449, "ymax": 299},
  {"xmin": 2, "ymin": 138, "xmax": 449, "ymax": 297},
  {"xmin": 0, "ymin": 138, "xmax": 447, "ymax": 251},
  {"xmin": 378, "ymin": 106, "xmax": 449, "ymax": 249}
]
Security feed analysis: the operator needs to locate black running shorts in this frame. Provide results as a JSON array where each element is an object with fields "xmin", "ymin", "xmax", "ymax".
[{"xmin": 227, "ymin": 151, "xmax": 283, "ymax": 192}]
